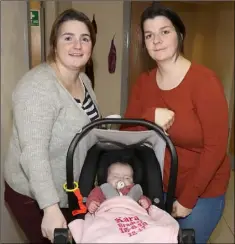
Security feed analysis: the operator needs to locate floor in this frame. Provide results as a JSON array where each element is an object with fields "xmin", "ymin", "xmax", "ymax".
[{"xmin": 209, "ymin": 171, "xmax": 234, "ymax": 243}]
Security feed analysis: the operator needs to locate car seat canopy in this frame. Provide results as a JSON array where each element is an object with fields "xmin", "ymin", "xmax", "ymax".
[{"xmin": 72, "ymin": 129, "xmax": 167, "ymax": 183}]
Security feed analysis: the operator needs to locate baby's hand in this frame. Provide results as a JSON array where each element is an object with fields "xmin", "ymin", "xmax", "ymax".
[
  {"xmin": 139, "ymin": 198, "xmax": 149, "ymax": 209},
  {"xmin": 88, "ymin": 201, "xmax": 100, "ymax": 213}
]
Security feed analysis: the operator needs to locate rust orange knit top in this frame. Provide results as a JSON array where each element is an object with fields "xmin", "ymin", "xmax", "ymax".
[{"xmin": 121, "ymin": 63, "xmax": 231, "ymax": 209}]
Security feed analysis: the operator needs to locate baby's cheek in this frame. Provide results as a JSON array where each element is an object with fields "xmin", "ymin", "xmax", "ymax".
[
  {"xmin": 125, "ymin": 179, "xmax": 132, "ymax": 186},
  {"xmin": 108, "ymin": 179, "xmax": 117, "ymax": 188}
]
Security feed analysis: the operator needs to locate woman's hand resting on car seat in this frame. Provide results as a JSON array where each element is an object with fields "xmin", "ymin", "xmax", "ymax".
[
  {"xmin": 154, "ymin": 108, "xmax": 175, "ymax": 134},
  {"xmin": 171, "ymin": 200, "xmax": 192, "ymax": 218},
  {"xmin": 41, "ymin": 204, "xmax": 67, "ymax": 243}
]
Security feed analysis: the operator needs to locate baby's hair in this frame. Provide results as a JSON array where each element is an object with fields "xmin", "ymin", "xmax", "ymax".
[
  {"xmin": 108, "ymin": 161, "xmax": 133, "ymax": 171},
  {"xmin": 107, "ymin": 161, "xmax": 134, "ymax": 183},
  {"xmin": 110, "ymin": 161, "xmax": 132, "ymax": 166}
]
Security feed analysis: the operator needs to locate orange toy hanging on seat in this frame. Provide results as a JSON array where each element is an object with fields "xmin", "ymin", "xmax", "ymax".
[
  {"xmin": 72, "ymin": 187, "xmax": 87, "ymax": 216},
  {"xmin": 63, "ymin": 181, "xmax": 87, "ymax": 216}
]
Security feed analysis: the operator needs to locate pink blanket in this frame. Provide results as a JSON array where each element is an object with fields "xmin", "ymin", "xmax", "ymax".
[{"xmin": 69, "ymin": 196, "xmax": 179, "ymax": 243}]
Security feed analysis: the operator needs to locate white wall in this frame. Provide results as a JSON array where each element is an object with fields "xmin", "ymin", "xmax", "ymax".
[
  {"xmin": 57, "ymin": 1, "xmax": 72, "ymax": 14},
  {"xmin": 1, "ymin": 1, "xmax": 29, "ymax": 242},
  {"xmin": 72, "ymin": 1, "xmax": 124, "ymax": 116}
]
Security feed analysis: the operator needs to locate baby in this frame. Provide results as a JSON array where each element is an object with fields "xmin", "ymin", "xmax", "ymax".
[{"xmin": 86, "ymin": 162, "xmax": 151, "ymax": 213}]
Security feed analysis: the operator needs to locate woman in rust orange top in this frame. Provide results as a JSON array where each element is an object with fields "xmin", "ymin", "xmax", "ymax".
[{"xmin": 121, "ymin": 4, "xmax": 230, "ymax": 244}]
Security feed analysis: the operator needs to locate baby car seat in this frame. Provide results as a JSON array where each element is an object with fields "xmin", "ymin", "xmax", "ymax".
[{"xmin": 54, "ymin": 118, "xmax": 195, "ymax": 244}]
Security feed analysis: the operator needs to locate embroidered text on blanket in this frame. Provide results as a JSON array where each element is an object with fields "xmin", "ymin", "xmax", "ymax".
[{"xmin": 115, "ymin": 216, "xmax": 148, "ymax": 237}]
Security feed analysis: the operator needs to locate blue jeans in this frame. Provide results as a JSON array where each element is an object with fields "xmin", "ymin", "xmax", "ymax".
[{"xmin": 164, "ymin": 193, "xmax": 225, "ymax": 244}]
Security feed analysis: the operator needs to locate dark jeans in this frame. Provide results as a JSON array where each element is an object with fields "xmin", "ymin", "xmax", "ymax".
[
  {"xmin": 177, "ymin": 195, "xmax": 225, "ymax": 244},
  {"xmin": 4, "ymin": 182, "xmax": 69, "ymax": 244},
  {"xmin": 164, "ymin": 193, "xmax": 225, "ymax": 244}
]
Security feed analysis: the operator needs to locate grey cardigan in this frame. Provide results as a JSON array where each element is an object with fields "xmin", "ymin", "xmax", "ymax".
[{"xmin": 4, "ymin": 63, "xmax": 101, "ymax": 209}]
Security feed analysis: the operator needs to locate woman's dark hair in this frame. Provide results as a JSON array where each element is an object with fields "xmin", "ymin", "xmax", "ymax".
[
  {"xmin": 85, "ymin": 58, "xmax": 95, "ymax": 89},
  {"xmin": 140, "ymin": 3, "xmax": 186, "ymax": 56}
]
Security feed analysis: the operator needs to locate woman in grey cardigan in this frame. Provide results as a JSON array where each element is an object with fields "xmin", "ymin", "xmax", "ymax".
[{"xmin": 4, "ymin": 9, "xmax": 100, "ymax": 243}]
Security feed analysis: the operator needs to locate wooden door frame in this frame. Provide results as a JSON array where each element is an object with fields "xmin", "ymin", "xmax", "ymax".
[
  {"xmin": 40, "ymin": 2, "xmax": 46, "ymax": 63},
  {"xmin": 27, "ymin": 1, "xmax": 46, "ymax": 69},
  {"xmin": 27, "ymin": 1, "xmax": 32, "ymax": 69},
  {"xmin": 120, "ymin": 1, "xmax": 152, "ymax": 115},
  {"xmin": 120, "ymin": 1, "xmax": 131, "ymax": 116},
  {"xmin": 228, "ymin": 75, "xmax": 234, "ymax": 155}
]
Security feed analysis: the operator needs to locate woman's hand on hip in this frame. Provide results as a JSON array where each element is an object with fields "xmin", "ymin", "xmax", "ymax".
[
  {"xmin": 171, "ymin": 200, "xmax": 192, "ymax": 218},
  {"xmin": 154, "ymin": 108, "xmax": 175, "ymax": 132},
  {"xmin": 41, "ymin": 203, "xmax": 67, "ymax": 243}
]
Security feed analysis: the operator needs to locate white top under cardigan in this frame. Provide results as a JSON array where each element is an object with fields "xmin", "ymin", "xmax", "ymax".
[{"xmin": 4, "ymin": 63, "xmax": 101, "ymax": 209}]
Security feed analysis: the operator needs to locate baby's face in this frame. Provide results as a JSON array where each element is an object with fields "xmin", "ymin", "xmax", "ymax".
[{"xmin": 107, "ymin": 163, "xmax": 133, "ymax": 188}]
